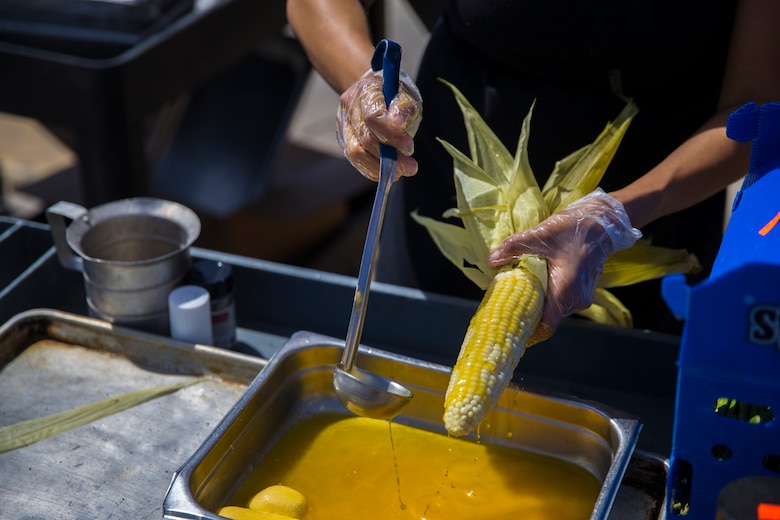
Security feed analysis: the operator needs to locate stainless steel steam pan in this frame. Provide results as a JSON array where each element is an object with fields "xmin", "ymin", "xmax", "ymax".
[{"xmin": 164, "ymin": 330, "xmax": 642, "ymax": 520}]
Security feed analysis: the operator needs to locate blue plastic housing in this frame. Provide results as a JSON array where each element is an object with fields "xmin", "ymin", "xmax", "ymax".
[{"xmin": 662, "ymin": 102, "xmax": 780, "ymax": 518}]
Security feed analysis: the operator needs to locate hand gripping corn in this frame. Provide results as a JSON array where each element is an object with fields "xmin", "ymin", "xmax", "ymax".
[{"xmin": 413, "ymin": 80, "xmax": 697, "ymax": 437}]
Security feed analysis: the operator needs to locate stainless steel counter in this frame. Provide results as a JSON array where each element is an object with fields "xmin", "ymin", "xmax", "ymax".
[{"xmin": 0, "ymin": 216, "xmax": 677, "ymax": 518}]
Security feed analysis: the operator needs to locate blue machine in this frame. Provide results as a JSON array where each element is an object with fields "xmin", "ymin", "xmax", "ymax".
[{"xmin": 663, "ymin": 102, "xmax": 780, "ymax": 518}]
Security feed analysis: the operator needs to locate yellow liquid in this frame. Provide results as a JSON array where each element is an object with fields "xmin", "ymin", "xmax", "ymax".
[{"xmin": 226, "ymin": 414, "xmax": 600, "ymax": 520}]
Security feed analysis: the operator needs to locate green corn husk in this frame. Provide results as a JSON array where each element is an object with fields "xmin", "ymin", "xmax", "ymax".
[
  {"xmin": 414, "ymin": 79, "xmax": 699, "ymax": 329},
  {"xmin": 542, "ymin": 101, "xmax": 639, "ymax": 213},
  {"xmin": 601, "ymin": 239, "xmax": 702, "ymax": 288},
  {"xmin": 0, "ymin": 379, "xmax": 199, "ymax": 454}
]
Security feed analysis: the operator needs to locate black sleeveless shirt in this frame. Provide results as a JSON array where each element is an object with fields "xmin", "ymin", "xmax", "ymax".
[
  {"xmin": 377, "ymin": 0, "xmax": 738, "ymax": 334},
  {"xmin": 443, "ymin": 0, "xmax": 735, "ymax": 90}
]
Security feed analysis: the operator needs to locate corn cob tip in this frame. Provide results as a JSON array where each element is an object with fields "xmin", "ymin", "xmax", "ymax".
[{"xmin": 443, "ymin": 390, "xmax": 488, "ymax": 437}]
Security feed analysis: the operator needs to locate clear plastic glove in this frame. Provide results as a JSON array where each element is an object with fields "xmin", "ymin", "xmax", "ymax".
[
  {"xmin": 486, "ymin": 189, "xmax": 642, "ymax": 344},
  {"xmin": 337, "ymin": 67, "xmax": 422, "ymax": 181}
]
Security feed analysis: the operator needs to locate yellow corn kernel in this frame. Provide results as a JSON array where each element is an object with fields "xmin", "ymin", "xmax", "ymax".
[{"xmin": 443, "ymin": 263, "xmax": 544, "ymax": 437}]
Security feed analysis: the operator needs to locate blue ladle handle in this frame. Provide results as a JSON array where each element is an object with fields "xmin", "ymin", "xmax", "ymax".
[{"xmin": 371, "ymin": 39, "xmax": 401, "ymax": 161}]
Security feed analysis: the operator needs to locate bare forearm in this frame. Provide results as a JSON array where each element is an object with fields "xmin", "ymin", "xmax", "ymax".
[
  {"xmin": 611, "ymin": 0, "xmax": 780, "ymax": 229},
  {"xmin": 610, "ymin": 110, "xmax": 750, "ymax": 229},
  {"xmin": 287, "ymin": 0, "xmax": 377, "ymax": 93}
]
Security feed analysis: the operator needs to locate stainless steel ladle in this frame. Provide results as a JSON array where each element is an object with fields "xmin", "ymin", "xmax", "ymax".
[{"xmin": 333, "ymin": 39, "xmax": 413, "ymax": 420}]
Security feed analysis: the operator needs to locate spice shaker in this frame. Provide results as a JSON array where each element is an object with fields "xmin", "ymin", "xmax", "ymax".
[
  {"xmin": 168, "ymin": 285, "xmax": 213, "ymax": 344},
  {"xmin": 186, "ymin": 259, "xmax": 237, "ymax": 348}
]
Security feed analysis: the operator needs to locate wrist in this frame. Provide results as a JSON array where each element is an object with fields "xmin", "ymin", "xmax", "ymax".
[{"xmin": 581, "ymin": 189, "xmax": 642, "ymax": 252}]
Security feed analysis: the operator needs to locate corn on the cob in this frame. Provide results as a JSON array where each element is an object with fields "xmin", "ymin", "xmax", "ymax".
[
  {"xmin": 444, "ymin": 261, "xmax": 545, "ymax": 437},
  {"xmin": 416, "ymin": 81, "xmax": 698, "ymax": 437}
]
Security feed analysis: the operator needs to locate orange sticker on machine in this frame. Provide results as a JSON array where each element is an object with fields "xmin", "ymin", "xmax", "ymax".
[
  {"xmin": 759, "ymin": 211, "xmax": 780, "ymax": 236},
  {"xmin": 758, "ymin": 502, "xmax": 780, "ymax": 520}
]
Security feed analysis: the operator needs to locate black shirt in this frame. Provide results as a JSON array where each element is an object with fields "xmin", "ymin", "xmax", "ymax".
[{"xmin": 376, "ymin": 0, "xmax": 737, "ymax": 334}]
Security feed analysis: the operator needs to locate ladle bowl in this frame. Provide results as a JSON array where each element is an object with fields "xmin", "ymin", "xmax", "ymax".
[{"xmin": 333, "ymin": 365, "xmax": 413, "ymax": 420}]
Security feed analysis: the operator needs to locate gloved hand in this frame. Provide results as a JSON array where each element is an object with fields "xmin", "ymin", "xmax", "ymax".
[
  {"xmin": 337, "ymin": 67, "xmax": 422, "ymax": 181},
  {"xmin": 486, "ymin": 188, "xmax": 642, "ymax": 344}
]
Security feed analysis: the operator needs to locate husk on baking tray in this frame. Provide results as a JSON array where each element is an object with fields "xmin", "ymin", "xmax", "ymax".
[{"xmin": 0, "ymin": 309, "xmax": 266, "ymax": 519}]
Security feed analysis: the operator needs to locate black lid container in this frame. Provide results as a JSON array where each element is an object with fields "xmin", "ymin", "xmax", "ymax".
[{"xmin": 187, "ymin": 259, "xmax": 236, "ymax": 348}]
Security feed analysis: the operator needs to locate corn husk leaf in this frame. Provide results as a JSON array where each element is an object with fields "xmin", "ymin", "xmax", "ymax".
[
  {"xmin": 435, "ymin": 80, "xmax": 546, "ymax": 270},
  {"xmin": 521, "ymin": 255, "xmax": 549, "ymax": 293},
  {"xmin": 416, "ymin": 80, "xmax": 699, "ymax": 330},
  {"xmin": 0, "ymin": 379, "xmax": 198, "ymax": 454},
  {"xmin": 576, "ymin": 288, "xmax": 633, "ymax": 327},
  {"xmin": 411, "ymin": 210, "xmax": 493, "ymax": 289},
  {"xmin": 438, "ymin": 139, "xmax": 510, "ymax": 261},
  {"xmin": 542, "ymin": 101, "xmax": 639, "ymax": 212},
  {"xmin": 442, "ymin": 78, "xmax": 516, "ymax": 183},
  {"xmin": 601, "ymin": 240, "xmax": 702, "ymax": 288}
]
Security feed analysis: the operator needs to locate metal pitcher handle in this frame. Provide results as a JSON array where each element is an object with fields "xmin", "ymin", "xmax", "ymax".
[{"xmin": 46, "ymin": 201, "xmax": 87, "ymax": 272}]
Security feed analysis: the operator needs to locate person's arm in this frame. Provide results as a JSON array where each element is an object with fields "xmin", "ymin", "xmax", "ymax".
[
  {"xmin": 488, "ymin": 0, "xmax": 780, "ymax": 341},
  {"xmin": 286, "ymin": 0, "xmax": 376, "ymax": 93},
  {"xmin": 610, "ymin": 0, "xmax": 780, "ymax": 227},
  {"xmin": 287, "ymin": 0, "xmax": 423, "ymax": 180}
]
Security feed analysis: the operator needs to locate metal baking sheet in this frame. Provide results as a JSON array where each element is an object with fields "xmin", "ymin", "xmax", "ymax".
[{"xmin": 0, "ymin": 309, "xmax": 266, "ymax": 519}]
